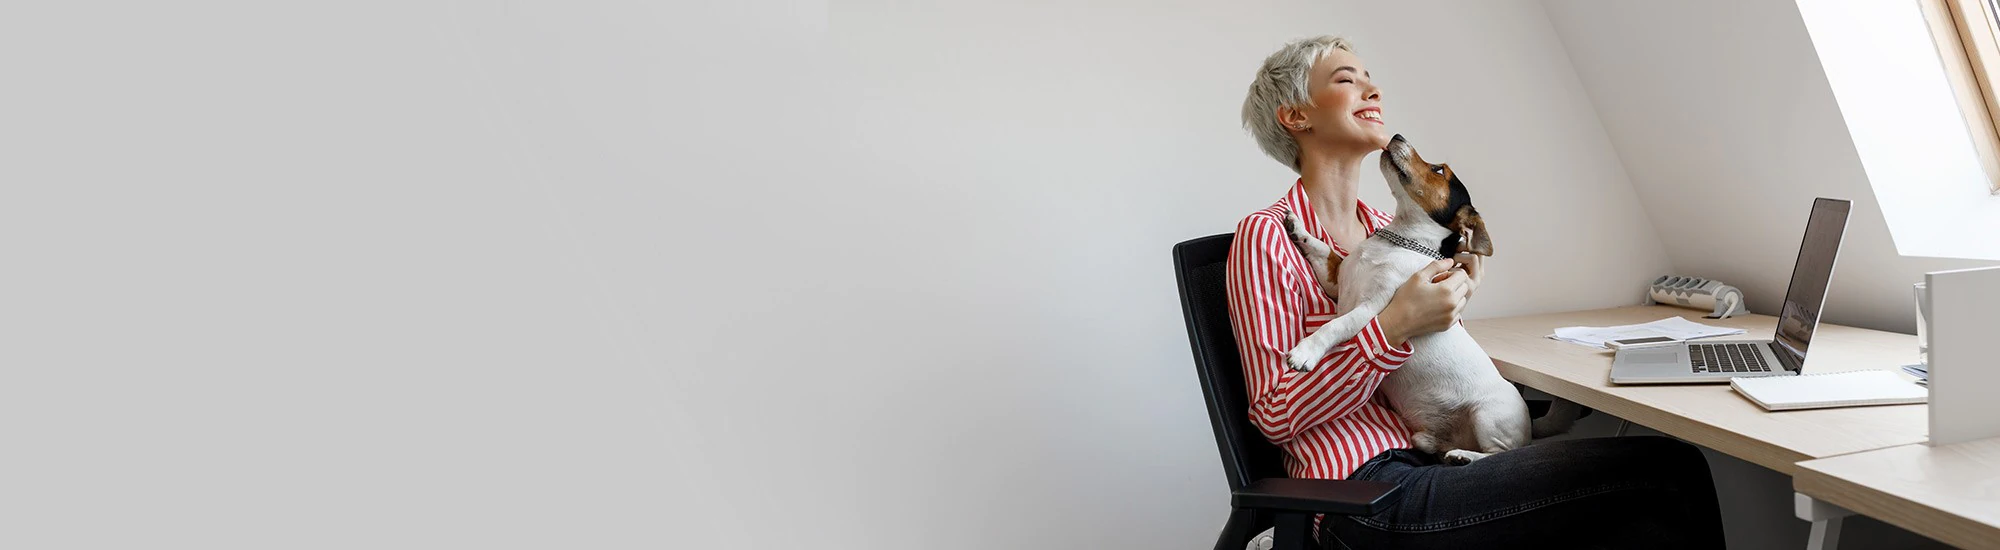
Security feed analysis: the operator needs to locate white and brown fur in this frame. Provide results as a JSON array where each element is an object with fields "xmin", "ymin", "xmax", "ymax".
[{"xmin": 1283, "ymin": 134, "xmax": 1577, "ymax": 465}]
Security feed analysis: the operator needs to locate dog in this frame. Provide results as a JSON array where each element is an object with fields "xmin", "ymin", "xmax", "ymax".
[{"xmin": 1281, "ymin": 134, "xmax": 1575, "ymax": 464}]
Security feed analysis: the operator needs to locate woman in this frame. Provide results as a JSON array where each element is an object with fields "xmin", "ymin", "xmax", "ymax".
[{"xmin": 1228, "ymin": 36, "xmax": 1726, "ymax": 549}]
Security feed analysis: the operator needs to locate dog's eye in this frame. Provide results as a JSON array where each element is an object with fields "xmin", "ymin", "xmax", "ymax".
[{"xmin": 1430, "ymin": 164, "xmax": 1446, "ymax": 175}]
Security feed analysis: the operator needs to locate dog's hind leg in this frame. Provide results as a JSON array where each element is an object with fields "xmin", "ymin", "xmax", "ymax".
[
  {"xmin": 1442, "ymin": 449, "xmax": 1489, "ymax": 466},
  {"xmin": 1461, "ymin": 400, "xmax": 1531, "ymax": 465},
  {"xmin": 1409, "ymin": 430, "xmax": 1441, "ymax": 455},
  {"xmin": 1417, "ymin": 431, "xmax": 1488, "ymax": 466},
  {"xmin": 1437, "ymin": 401, "xmax": 1530, "ymax": 466},
  {"xmin": 1404, "ymin": 409, "xmax": 1470, "ymax": 464}
]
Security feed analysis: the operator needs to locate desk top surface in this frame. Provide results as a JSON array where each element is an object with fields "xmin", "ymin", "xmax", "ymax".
[
  {"xmin": 1465, "ymin": 305, "xmax": 1926, "ymax": 475},
  {"xmin": 1794, "ymin": 439, "xmax": 2000, "ymax": 550}
]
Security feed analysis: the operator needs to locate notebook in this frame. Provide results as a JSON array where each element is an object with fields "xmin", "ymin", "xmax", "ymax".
[{"xmin": 1729, "ymin": 370, "xmax": 1928, "ymax": 411}]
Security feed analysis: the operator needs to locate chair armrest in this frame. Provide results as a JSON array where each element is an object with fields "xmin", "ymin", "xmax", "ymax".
[{"xmin": 1231, "ymin": 478, "xmax": 1403, "ymax": 516}]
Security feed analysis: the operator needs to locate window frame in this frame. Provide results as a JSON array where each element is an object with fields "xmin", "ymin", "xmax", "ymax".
[{"xmin": 1921, "ymin": 0, "xmax": 2000, "ymax": 194}]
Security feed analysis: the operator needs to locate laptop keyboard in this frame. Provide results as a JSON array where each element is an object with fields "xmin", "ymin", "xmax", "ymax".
[{"xmin": 1688, "ymin": 343, "xmax": 1772, "ymax": 374}]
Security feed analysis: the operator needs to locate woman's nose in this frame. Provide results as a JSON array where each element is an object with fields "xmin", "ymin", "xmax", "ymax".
[{"xmin": 1365, "ymin": 83, "xmax": 1382, "ymax": 101}]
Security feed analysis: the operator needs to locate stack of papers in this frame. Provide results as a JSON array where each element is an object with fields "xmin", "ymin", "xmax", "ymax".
[{"xmin": 1547, "ymin": 317, "xmax": 1747, "ymax": 349}]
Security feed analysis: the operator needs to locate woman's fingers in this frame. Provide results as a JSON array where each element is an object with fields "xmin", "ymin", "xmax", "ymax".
[
  {"xmin": 1453, "ymin": 252, "xmax": 1482, "ymax": 294},
  {"xmin": 1424, "ymin": 258, "xmax": 1456, "ymax": 283},
  {"xmin": 1445, "ymin": 270, "xmax": 1472, "ymax": 294},
  {"xmin": 1419, "ymin": 258, "xmax": 1453, "ymax": 275}
]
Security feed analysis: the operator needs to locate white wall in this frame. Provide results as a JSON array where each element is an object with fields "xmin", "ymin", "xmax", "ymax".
[
  {"xmin": 3, "ymin": 0, "xmax": 1663, "ymax": 548},
  {"xmin": 1541, "ymin": 0, "xmax": 1992, "ymax": 337},
  {"xmin": 829, "ymin": 0, "xmax": 1673, "ymax": 321},
  {"xmin": 3, "ymin": 2, "xmax": 722, "ymax": 548}
]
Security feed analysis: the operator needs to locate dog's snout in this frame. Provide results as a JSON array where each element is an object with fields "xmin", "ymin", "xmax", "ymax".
[{"xmin": 1383, "ymin": 134, "xmax": 1411, "ymax": 162}]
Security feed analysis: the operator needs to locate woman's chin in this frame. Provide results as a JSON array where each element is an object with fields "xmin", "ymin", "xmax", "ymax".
[
  {"xmin": 1365, "ymin": 132, "xmax": 1393, "ymax": 150},
  {"xmin": 1318, "ymin": 131, "xmax": 1393, "ymax": 157}
]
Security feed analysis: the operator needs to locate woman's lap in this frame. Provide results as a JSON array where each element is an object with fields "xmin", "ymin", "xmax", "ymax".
[{"xmin": 1320, "ymin": 436, "xmax": 1725, "ymax": 550}]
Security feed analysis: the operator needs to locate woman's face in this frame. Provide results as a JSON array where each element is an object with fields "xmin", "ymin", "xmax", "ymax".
[{"xmin": 1287, "ymin": 48, "xmax": 1390, "ymax": 157}]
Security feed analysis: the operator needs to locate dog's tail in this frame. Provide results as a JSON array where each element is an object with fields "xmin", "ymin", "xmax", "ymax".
[{"xmin": 1531, "ymin": 398, "xmax": 1582, "ymax": 439}]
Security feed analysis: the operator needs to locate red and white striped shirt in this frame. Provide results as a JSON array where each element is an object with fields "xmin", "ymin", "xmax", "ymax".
[{"xmin": 1225, "ymin": 180, "xmax": 1415, "ymax": 480}]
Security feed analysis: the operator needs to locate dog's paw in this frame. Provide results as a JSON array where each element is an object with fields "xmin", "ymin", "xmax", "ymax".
[
  {"xmin": 1281, "ymin": 211, "xmax": 1314, "ymax": 244},
  {"xmin": 1443, "ymin": 449, "xmax": 1487, "ymax": 466},
  {"xmin": 1284, "ymin": 348, "xmax": 1319, "ymax": 371}
]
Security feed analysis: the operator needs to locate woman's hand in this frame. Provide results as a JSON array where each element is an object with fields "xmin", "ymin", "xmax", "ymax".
[
  {"xmin": 1453, "ymin": 251, "xmax": 1484, "ymax": 299},
  {"xmin": 1378, "ymin": 259, "xmax": 1472, "ymax": 347}
]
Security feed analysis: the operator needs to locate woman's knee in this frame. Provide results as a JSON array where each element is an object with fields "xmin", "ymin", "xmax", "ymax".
[
  {"xmin": 1593, "ymin": 434, "xmax": 1686, "ymax": 459},
  {"xmin": 1547, "ymin": 436, "xmax": 1713, "ymax": 487}
]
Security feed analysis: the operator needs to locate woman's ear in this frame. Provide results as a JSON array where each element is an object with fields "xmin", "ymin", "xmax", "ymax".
[
  {"xmin": 1452, "ymin": 205, "xmax": 1493, "ymax": 256},
  {"xmin": 1277, "ymin": 105, "xmax": 1309, "ymax": 134}
]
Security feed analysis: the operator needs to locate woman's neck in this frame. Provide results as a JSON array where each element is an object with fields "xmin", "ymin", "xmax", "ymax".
[{"xmin": 1298, "ymin": 150, "xmax": 1366, "ymax": 236}]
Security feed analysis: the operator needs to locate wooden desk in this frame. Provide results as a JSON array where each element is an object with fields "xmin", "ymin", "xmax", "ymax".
[
  {"xmin": 1794, "ymin": 439, "xmax": 2000, "ymax": 550},
  {"xmin": 1465, "ymin": 305, "xmax": 1927, "ymax": 475}
]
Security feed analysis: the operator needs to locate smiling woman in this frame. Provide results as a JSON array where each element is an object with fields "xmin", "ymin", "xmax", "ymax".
[
  {"xmin": 1222, "ymin": 35, "xmax": 1727, "ymax": 550},
  {"xmin": 1241, "ymin": 37, "xmax": 1388, "ymax": 179}
]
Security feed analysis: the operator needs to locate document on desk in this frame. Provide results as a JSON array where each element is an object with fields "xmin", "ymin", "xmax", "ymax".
[
  {"xmin": 1547, "ymin": 317, "xmax": 1746, "ymax": 349},
  {"xmin": 1730, "ymin": 370, "xmax": 1928, "ymax": 411}
]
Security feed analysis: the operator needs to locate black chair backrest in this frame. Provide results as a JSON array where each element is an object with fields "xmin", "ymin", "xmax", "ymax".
[{"xmin": 1174, "ymin": 233, "xmax": 1290, "ymax": 491}]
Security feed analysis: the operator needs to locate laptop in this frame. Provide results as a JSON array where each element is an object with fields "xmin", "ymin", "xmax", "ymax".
[{"xmin": 1609, "ymin": 198, "xmax": 1851, "ymax": 384}]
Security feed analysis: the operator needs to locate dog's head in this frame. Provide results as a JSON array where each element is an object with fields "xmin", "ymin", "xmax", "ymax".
[{"xmin": 1379, "ymin": 134, "xmax": 1492, "ymax": 256}]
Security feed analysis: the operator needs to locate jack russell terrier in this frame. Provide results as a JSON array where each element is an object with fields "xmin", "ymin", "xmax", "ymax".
[{"xmin": 1282, "ymin": 134, "xmax": 1576, "ymax": 465}]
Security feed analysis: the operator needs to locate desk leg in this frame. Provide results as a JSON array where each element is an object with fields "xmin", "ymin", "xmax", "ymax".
[
  {"xmin": 1794, "ymin": 493, "xmax": 1851, "ymax": 550},
  {"xmin": 1807, "ymin": 518, "xmax": 1843, "ymax": 550}
]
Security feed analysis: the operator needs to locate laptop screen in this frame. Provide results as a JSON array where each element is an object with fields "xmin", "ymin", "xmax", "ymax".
[{"xmin": 1772, "ymin": 198, "xmax": 1851, "ymax": 370}]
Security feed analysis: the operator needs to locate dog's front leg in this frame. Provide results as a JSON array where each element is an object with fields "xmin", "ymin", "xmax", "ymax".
[
  {"xmin": 1281, "ymin": 211, "xmax": 1339, "ymax": 298},
  {"xmin": 1283, "ymin": 304, "xmax": 1381, "ymax": 371}
]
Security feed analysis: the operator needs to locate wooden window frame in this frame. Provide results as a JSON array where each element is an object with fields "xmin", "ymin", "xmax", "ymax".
[{"xmin": 1921, "ymin": 0, "xmax": 2000, "ymax": 194}]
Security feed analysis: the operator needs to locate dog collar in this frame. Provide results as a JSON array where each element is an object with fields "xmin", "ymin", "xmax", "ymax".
[{"xmin": 1374, "ymin": 229, "xmax": 1447, "ymax": 260}]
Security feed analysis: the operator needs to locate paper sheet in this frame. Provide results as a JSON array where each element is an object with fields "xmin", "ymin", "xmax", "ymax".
[{"xmin": 1546, "ymin": 317, "xmax": 1747, "ymax": 349}]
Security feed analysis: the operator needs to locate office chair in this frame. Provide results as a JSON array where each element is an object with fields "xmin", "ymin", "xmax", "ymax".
[
  {"xmin": 1173, "ymin": 233, "xmax": 1401, "ymax": 550},
  {"xmin": 1173, "ymin": 233, "xmax": 1587, "ymax": 550}
]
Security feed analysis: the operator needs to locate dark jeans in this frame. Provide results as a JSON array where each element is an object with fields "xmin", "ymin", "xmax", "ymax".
[{"xmin": 1320, "ymin": 436, "xmax": 1726, "ymax": 550}]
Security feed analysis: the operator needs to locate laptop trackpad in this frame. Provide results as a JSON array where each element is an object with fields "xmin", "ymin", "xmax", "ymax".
[{"xmin": 1623, "ymin": 346, "xmax": 1681, "ymax": 366}]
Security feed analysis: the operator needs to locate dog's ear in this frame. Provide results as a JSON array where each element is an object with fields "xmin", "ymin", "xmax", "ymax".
[{"xmin": 1451, "ymin": 205, "xmax": 1493, "ymax": 256}]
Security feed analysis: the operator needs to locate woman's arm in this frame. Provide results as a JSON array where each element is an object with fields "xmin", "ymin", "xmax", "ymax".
[{"xmin": 1226, "ymin": 213, "xmax": 1415, "ymax": 445}]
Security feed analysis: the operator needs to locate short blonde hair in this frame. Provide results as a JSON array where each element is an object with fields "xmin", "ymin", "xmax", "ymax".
[{"xmin": 1242, "ymin": 36, "xmax": 1354, "ymax": 173}]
